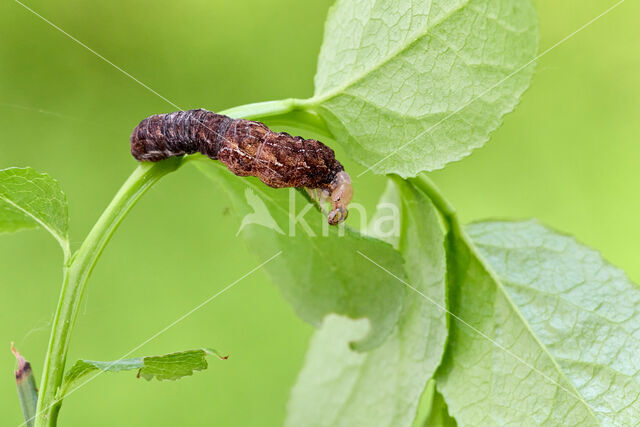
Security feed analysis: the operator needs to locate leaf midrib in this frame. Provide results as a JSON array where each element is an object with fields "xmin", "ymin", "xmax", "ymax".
[
  {"xmin": 499, "ymin": 279, "xmax": 640, "ymax": 340},
  {"xmin": 311, "ymin": 1, "xmax": 470, "ymax": 104},
  {"xmin": 461, "ymin": 227, "xmax": 601, "ymax": 424},
  {"xmin": 0, "ymin": 194, "xmax": 68, "ymax": 256}
]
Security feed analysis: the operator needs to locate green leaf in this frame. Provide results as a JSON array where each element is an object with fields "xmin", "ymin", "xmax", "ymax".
[
  {"xmin": 285, "ymin": 179, "xmax": 448, "ymax": 427},
  {"xmin": 306, "ymin": 0, "xmax": 538, "ymax": 176},
  {"xmin": 436, "ymin": 219, "xmax": 640, "ymax": 425},
  {"xmin": 60, "ymin": 348, "xmax": 225, "ymax": 397},
  {"xmin": 196, "ymin": 160, "xmax": 406, "ymax": 351},
  {"xmin": 0, "ymin": 167, "xmax": 69, "ymax": 255}
]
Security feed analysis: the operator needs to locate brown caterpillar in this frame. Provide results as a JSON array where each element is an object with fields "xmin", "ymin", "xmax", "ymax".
[{"xmin": 130, "ymin": 109, "xmax": 352, "ymax": 224}]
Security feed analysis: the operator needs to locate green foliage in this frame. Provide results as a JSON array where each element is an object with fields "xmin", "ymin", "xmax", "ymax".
[
  {"xmin": 305, "ymin": 0, "xmax": 538, "ymax": 176},
  {"xmin": 1, "ymin": 0, "xmax": 634, "ymax": 426},
  {"xmin": 454, "ymin": 220, "xmax": 640, "ymax": 424},
  {"xmin": 433, "ymin": 217, "xmax": 640, "ymax": 425},
  {"xmin": 436, "ymin": 224, "xmax": 593, "ymax": 425},
  {"xmin": 196, "ymin": 160, "xmax": 406, "ymax": 351},
  {"xmin": 285, "ymin": 179, "xmax": 448, "ymax": 427},
  {"xmin": 60, "ymin": 348, "xmax": 225, "ymax": 397},
  {"xmin": 0, "ymin": 167, "xmax": 69, "ymax": 255},
  {"xmin": 284, "ymin": 175, "xmax": 640, "ymax": 425}
]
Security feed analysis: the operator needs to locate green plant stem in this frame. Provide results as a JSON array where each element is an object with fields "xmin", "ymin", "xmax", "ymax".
[
  {"xmin": 409, "ymin": 176, "xmax": 457, "ymax": 220},
  {"xmin": 410, "ymin": 175, "xmax": 490, "ymax": 254},
  {"xmin": 223, "ymin": 98, "xmax": 333, "ymax": 139},
  {"xmin": 34, "ymin": 99, "xmax": 315, "ymax": 427},
  {"xmin": 223, "ymin": 98, "xmax": 299, "ymax": 119},
  {"xmin": 34, "ymin": 159, "xmax": 183, "ymax": 426}
]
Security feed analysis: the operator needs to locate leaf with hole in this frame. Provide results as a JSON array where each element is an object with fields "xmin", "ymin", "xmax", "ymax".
[
  {"xmin": 59, "ymin": 348, "xmax": 226, "ymax": 398},
  {"xmin": 285, "ymin": 179, "xmax": 448, "ymax": 427}
]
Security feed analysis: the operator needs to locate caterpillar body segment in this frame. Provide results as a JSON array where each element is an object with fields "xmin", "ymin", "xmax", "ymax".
[{"xmin": 131, "ymin": 109, "xmax": 352, "ymax": 224}]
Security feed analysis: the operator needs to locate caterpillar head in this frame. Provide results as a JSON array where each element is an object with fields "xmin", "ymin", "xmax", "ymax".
[{"xmin": 327, "ymin": 171, "xmax": 353, "ymax": 225}]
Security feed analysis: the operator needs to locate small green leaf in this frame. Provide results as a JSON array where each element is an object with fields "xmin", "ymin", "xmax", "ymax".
[
  {"xmin": 196, "ymin": 161, "xmax": 406, "ymax": 351},
  {"xmin": 0, "ymin": 167, "xmax": 69, "ymax": 254},
  {"xmin": 60, "ymin": 348, "xmax": 225, "ymax": 397},
  {"xmin": 285, "ymin": 179, "xmax": 448, "ymax": 427},
  {"xmin": 436, "ymin": 220, "xmax": 640, "ymax": 425},
  {"xmin": 307, "ymin": 0, "xmax": 538, "ymax": 176}
]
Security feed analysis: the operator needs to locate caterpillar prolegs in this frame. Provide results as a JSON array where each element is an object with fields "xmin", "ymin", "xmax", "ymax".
[{"xmin": 130, "ymin": 109, "xmax": 352, "ymax": 224}]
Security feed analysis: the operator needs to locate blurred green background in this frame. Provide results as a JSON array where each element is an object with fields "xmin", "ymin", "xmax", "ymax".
[{"xmin": 0, "ymin": 0, "xmax": 637, "ymax": 425}]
